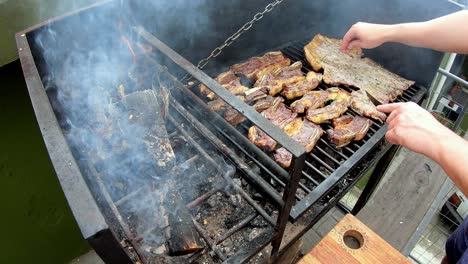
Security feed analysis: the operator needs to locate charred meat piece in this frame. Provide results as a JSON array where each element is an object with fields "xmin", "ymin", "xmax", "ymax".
[
  {"xmin": 326, "ymin": 87, "xmax": 351, "ymax": 103},
  {"xmin": 207, "ymin": 95, "xmax": 245, "ymax": 112},
  {"xmin": 207, "ymin": 98, "xmax": 228, "ymax": 112},
  {"xmin": 281, "ymin": 71, "xmax": 322, "ymax": 100},
  {"xmin": 351, "ymin": 90, "xmax": 386, "ymax": 122},
  {"xmin": 199, "ymin": 70, "xmax": 249, "ymax": 100},
  {"xmin": 274, "ymin": 118, "xmax": 323, "ymax": 168},
  {"xmin": 306, "ymin": 100, "xmax": 349, "ymax": 124},
  {"xmin": 332, "ymin": 115, "xmax": 354, "ymax": 127},
  {"xmin": 254, "ymin": 62, "xmax": 305, "ymax": 96},
  {"xmin": 252, "ymin": 95, "xmax": 283, "ymax": 113},
  {"xmin": 248, "ymin": 99, "xmax": 297, "ymax": 150},
  {"xmin": 231, "ymin": 51, "xmax": 291, "ymax": 79},
  {"xmin": 274, "ymin": 148, "xmax": 293, "ymax": 168},
  {"xmin": 224, "ymin": 108, "xmax": 246, "ymax": 126},
  {"xmin": 248, "ymin": 127, "xmax": 277, "ymax": 151},
  {"xmin": 244, "ymin": 87, "xmax": 269, "ymax": 103},
  {"xmin": 284, "ymin": 118, "xmax": 323, "ymax": 152},
  {"xmin": 327, "ymin": 115, "xmax": 372, "ymax": 147},
  {"xmin": 291, "ymin": 90, "xmax": 329, "ymax": 114},
  {"xmin": 304, "ymin": 34, "xmax": 414, "ymax": 104},
  {"xmin": 262, "ymin": 99, "xmax": 298, "ymax": 128}
]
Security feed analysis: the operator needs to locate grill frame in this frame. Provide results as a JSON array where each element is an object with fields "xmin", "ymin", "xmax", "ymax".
[
  {"xmin": 15, "ymin": 3, "xmax": 428, "ymax": 262},
  {"xmin": 136, "ymin": 27, "xmax": 427, "ymax": 261}
]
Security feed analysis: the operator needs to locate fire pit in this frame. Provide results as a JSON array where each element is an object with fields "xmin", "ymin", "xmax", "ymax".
[{"xmin": 16, "ymin": 0, "xmax": 455, "ymax": 263}]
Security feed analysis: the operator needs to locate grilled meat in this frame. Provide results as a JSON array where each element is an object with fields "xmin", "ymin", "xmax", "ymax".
[
  {"xmin": 199, "ymin": 70, "xmax": 249, "ymax": 100},
  {"xmin": 304, "ymin": 34, "xmax": 414, "ymax": 104},
  {"xmin": 290, "ymin": 90, "xmax": 329, "ymax": 114},
  {"xmin": 332, "ymin": 115, "xmax": 354, "ymax": 127},
  {"xmin": 274, "ymin": 118, "xmax": 323, "ymax": 168},
  {"xmin": 254, "ymin": 62, "xmax": 305, "ymax": 96},
  {"xmin": 231, "ymin": 51, "xmax": 291, "ymax": 79},
  {"xmin": 207, "ymin": 98, "xmax": 227, "ymax": 112},
  {"xmin": 274, "ymin": 148, "xmax": 293, "ymax": 168},
  {"xmin": 244, "ymin": 87, "xmax": 269, "ymax": 103},
  {"xmin": 284, "ymin": 118, "xmax": 323, "ymax": 152},
  {"xmin": 281, "ymin": 71, "xmax": 322, "ymax": 100},
  {"xmin": 248, "ymin": 98, "xmax": 297, "ymax": 150},
  {"xmin": 350, "ymin": 90, "xmax": 386, "ymax": 122},
  {"xmin": 306, "ymin": 100, "xmax": 349, "ymax": 124},
  {"xmin": 207, "ymin": 95, "xmax": 245, "ymax": 112},
  {"xmin": 262, "ymin": 99, "xmax": 298, "ymax": 128},
  {"xmin": 252, "ymin": 95, "xmax": 283, "ymax": 113},
  {"xmin": 224, "ymin": 108, "xmax": 246, "ymax": 126},
  {"xmin": 327, "ymin": 115, "xmax": 372, "ymax": 147},
  {"xmin": 248, "ymin": 127, "xmax": 277, "ymax": 151},
  {"xmin": 326, "ymin": 87, "xmax": 351, "ymax": 103}
]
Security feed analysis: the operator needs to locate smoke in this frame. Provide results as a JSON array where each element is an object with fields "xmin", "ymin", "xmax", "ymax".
[{"xmin": 33, "ymin": 0, "xmax": 235, "ymax": 260}]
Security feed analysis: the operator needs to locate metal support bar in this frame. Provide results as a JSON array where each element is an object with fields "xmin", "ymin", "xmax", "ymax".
[
  {"xmin": 271, "ymin": 153, "xmax": 306, "ymax": 258},
  {"xmin": 437, "ymin": 68, "xmax": 468, "ymax": 87},
  {"xmin": 351, "ymin": 145, "xmax": 400, "ymax": 215},
  {"xmin": 135, "ymin": 26, "xmax": 306, "ymax": 158}
]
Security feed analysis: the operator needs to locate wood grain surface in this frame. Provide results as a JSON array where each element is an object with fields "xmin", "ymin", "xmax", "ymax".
[{"xmin": 298, "ymin": 214, "xmax": 410, "ymax": 264}]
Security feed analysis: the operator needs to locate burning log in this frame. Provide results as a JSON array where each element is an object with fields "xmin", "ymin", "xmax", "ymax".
[
  {"xmin": 119, "ymin": 90, "xmax": 175, "ymax": 170},
  {"xmin": 165, "ymin": 192, "xmax": 204, "ymax": 256}
]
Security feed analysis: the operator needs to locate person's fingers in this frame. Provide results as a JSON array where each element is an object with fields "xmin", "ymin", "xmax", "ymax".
[
  {"xmin": 385, "ymin": 128, "xmax": 401, "ymax": 145},
  {"xmin": 347, "ymin": 40, "xmax": 362, "ymax": 51},
  {"xmin": 377, "ymin": 103, "xmax": 405, "ymax": 113},
  {"xmin": 340, "ymin": 28, "xmax": 358, "ymax": 51},
  {"xmin": 385, "ymin": 108, "xmax": 400, "ymax": 125}
]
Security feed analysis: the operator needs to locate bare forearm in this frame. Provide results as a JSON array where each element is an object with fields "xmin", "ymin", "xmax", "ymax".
[
  {"xmin": 384, "ymin": 10, "xmax": 468, "ymax": 53},
  {"xmin": 434, "ymin": 133, "xmax": 468, "ymax": 197}
]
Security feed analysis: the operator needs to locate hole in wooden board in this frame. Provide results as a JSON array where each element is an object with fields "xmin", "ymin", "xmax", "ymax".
[{"xmin": 343, "ymin": 230, "xmax": 364, "ymax": 249}]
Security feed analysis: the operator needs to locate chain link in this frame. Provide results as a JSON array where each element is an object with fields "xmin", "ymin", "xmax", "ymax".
[{"xmin": 183, "ymin": 0, "xmax": 286, "ymax": 81}]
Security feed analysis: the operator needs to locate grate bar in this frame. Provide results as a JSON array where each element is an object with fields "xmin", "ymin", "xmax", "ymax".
[
  {"xmin": 304, "ymin": 160, "xmax": 328, "ymax": 179},
  {"xmin": 318, "ymin": 138, "xmax": 348, "ymax": 159},
  {"xmin": 214, "ymin": 213, "xmax": 258, "ymax": 245},
  {"xmin": 313, "ymin": 145, "xmax": 342, "ymax": 166},
  {"xmin": 169, "ymin": 103, "xmax": 284, "ymax": 207},
  {"xmin": 309, "ymin": 152, "xmax": 334, "ymax": 172},
  {"xmin": 193, "ymin": 220, "xmax": 227, "ymax": 261},
  {"xmin": 301, "ymin": 171, "xmax": 320, "ymax": 186},
  {"xmin": 215, "ymin": 125, "xmax": 312, "ymax": 195},
  {"xmin": 186, "ymin": 188, "xmax": 220, "ymax": 209},
  {"xmin": 167, "ymin": 110, "xmax": 277, "ymax": 226}
]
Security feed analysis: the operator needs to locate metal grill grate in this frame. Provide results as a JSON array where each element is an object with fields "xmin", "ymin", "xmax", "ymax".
[{"xmin": 186, "ymin": 39, "xmax": 426, "ymax": 221}]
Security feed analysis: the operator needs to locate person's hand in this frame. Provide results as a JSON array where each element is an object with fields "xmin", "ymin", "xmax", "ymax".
[
  {"xmin": 340, "ymin": 22, "xmax": 390, "ymax": 53},
  {"xmin": 377, "ymin": 102, "xmax": 454, "ymax": 161}
]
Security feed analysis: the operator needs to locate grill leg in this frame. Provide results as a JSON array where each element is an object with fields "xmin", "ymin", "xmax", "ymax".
[
  {"xmin": 271, "ymin": 153, "xmax": 306, "ymax": 259},
  {"xmin": 351, "ymin": 145, "xmax": 400, "ymax": 215},
  {"xmin": 87, "ymin": 229, "xmax": 133, "ymax": 264}
]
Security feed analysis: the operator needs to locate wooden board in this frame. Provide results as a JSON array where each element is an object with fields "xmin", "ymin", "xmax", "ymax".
[
  {"xmin": 298, "ymin": 214, "xmax": 410, "ymax": 264},
  {"xmin": 357, "ymin": 147, "xmax": 447, "ymax": 251}
]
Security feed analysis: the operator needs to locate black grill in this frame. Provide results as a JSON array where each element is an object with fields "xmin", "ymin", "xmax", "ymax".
[
  {"xmin": 16, "ymin": 0, "xmax": 437, "ymax": 262},
  {"xmin": 183, "ymin": 39, "xmax": 426, "ymax": 221},
  {"xmin": 135, "ymin": 29, "xmax": 426, "ymax": 262}
]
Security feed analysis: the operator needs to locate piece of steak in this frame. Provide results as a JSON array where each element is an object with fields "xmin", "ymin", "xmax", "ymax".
[
  {"xmin": 304, "ymin": 34, "xmax": 414, "ymax": 104},
  {"xmin": 274, "ymin": 118, "xmax": 323, "ymax": 168},
  {"xmin": 306, "ymin": 100, "xmax": 349, "ymax": 124},
  {"xmin": 248, "ymin": 98, "xmax": 297, "ymax": 151},
  {"xmin": 199, "ymin": 70, "xmax": 249, "ymax": 100},
  {"xmin": 231, "ymin": 51, "xmax": 291, "ymax": 80},
  {"xmin": 350, "ymin": 90, "xmax": 387, "ymax": 122},
  {"xmin": 281, "ymin": 71, "xmax": 322, "ymax": 100},
  {"xmin": 290, "ymin": 90, "xmax": 329, "ymax": 114},
  {"xmin": 254, "ymin": 62, "xmax": 305, "ymax": 96},
  {"xmin": 327, "ymin": 115, "xmax": 372, "ymax": 147}
]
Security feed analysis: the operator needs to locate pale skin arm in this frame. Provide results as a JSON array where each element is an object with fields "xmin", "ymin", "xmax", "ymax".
[
  {"xmin": 377, "ymin": 103, "xmax": 468, "ymax": 197},
  {"xmin": 340, "ymin": 10, "xmax": 468, "ymax": 54}
]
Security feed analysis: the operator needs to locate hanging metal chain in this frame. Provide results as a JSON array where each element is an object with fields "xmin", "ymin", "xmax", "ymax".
[{"xmin": 182, "ymin": 0, "xmax": 286, "ymax": 82}]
